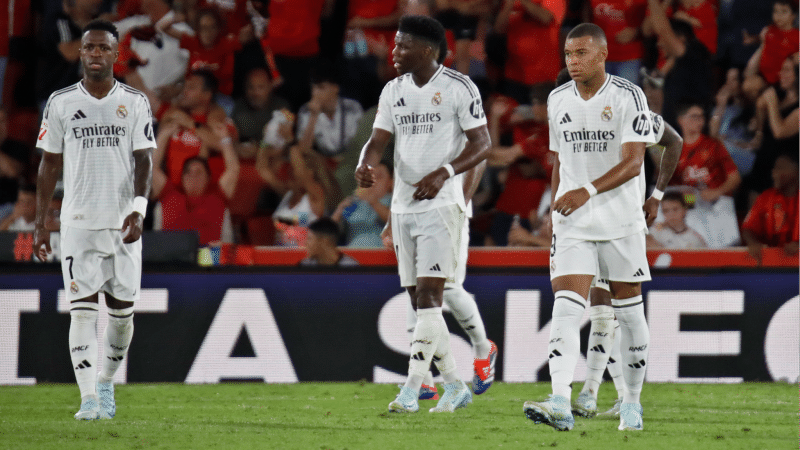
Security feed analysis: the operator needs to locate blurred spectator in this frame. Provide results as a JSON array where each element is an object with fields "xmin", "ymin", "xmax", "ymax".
[
  {"xmin": 0, "ymin": 183, "xmax": 36, "ymax": 231},
  {"xmin": 37, "ymin": 0, "xmax": 103, "ymax": 109},
  {"xmin": 155, "ymin": 69, "xmax": 236, "ymax": 188},
  {"xmin": 0, "ymin": 106, "xmax": 31, "ymax": 216},
  {"xmin": 716, "ymin": 0, "xmax": 772, "ymax": 71},
  {"xmin": 590, "ymin": 0, "xmax": 647, "ymax": 84},
  {"xmin": 646, "ymin": 191, "xmax": 706, "ymax": 248},
  {"xmin": 261, "ymin": 0, "xmax": 334, "ymax": 110},
  {"xmin": 334, "ymin": 105, "xmax": 394, "ymax": 199},
  {"xmin": 494, "ymin": 0, "xmax": 566, "ymax": 104},
  {"xmin": 741, "ymin": 152, "xmax": 799, "ymax": 263},
  {"xmin": 297, "ymin": 65, "xmax": 364, "ymax": 162},
  {"xmin": 160, "ymin": 7, "xmax": 256, "ymax": 115},
  {"xmin": 300, "ymin": 217, "xmax": 359, "ymax": 266},
  {"xmin": 644, "ymin": 0, "xmax": 713, "ymax": 127},
  {"xmin": 742, "ymin": 0, "xmax": 798, "ymax": 100},
  {"xmin": 187, "ymin": 0, "xmax": 251, "ymax": 36},
  {"xmin": 435, "ymin": 0, "xmax": 492, "ymax": 75},
  {"xmin": 672, "ymin": 0, "xmax": 718, "ymax": 55},
  {"xmin": 114, "ymin": 0, "xmax": 191, "ymax": 112},
  {"xmin": 231, "ymin": 67, "xmax": 290, "ymax": 145},
  {"xmin": 670, "ymin": 102, "xmax": 741, "ymax": 248},
  {"xmin": 151, "ymin": 122, "xmax": 240, "ymax": 246},
  {"xmin": 332, "ymin": 162, "xmax": 392, "ymax": 247},
  {"xmin": 746, "ymin": 56, "xmax": 799, "ymax": 195},
  {"xmin": 708, "ymin": 68, "xmax": 759, "ymax": 177},
  {"xmin": 486, "ymin": 83, "xmax": 553, "ymax": 246}
]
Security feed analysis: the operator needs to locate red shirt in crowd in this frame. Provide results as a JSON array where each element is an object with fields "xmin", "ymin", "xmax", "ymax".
[
  {"xmin": 180, "ymin": 34, "xmax": 241, "ymax": 96},
  {"xmin": 505, "ymin": 0, "xmax": 567, "ymax": 85},
  {"xmin": 759, "ymin": 24, "xmax": 800, "ymax": 84},
  {"xmin": 591, "ymin": 0, "xmax": 646, "ymax": 62},
  {"xmin": 742, "ymin": 188, "xmax": 799, "ymax": 247},
  {"xmin": 264, "ymin": 0, "xmax": 325, "ymax": 57},
  {"xmin": 197, "ymin": 0, "xmax": 250, "ymax": 35},
  {"xmin": 495, "ymin": 121, "xmax": 552, "ymax": 218},
  {"xmin": 677, "ymin": 0, "xmax": 717, "ymax": 55},
  {"xmin": 165, "ymin": 110, "xmax": 237, "ymax": 188},
  {"xmin": 669, "ymin": 134, "xmax": 738, "ymax": 190},
  {"xmin": 160, "ymin": 181, "xmax": 227, "ymax": 246}
]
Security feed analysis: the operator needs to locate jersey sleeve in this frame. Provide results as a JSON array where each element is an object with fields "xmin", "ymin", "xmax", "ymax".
[
  {"xmin": 619, "ymin": 85, "xmax": 656, "ymax": 145},
  {"xmin": 373, "ymin": 83, "xmax": 395, "ymax": 133},
  {"xmin": 37, "ymin": 94, "xmax": 65, "ymax": 154},
  {"xmin": 455, "ymin": 78, "xmax": 487, "ymax": 131},
  {"xmin": 741, "ymin": 193, "xmax": 767, "ymax": 238},
  {"xmin": 547, "ymin": 98, "xmax": 559, "ymax": 152},
  {"xmin": 132, "ymin": 94, "xmax": 156, "ymax": 150},
  {"xmin": 715, "ymin": 140, "xmax": 738, "ymax": 176},
  {"xmin": 648, "ymin": 111, "xmax": 666, "ymax": 146}
]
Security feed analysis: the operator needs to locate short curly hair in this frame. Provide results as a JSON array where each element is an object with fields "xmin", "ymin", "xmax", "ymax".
[
  {"xmin": 83, "ymin": 19, "xmax": 119, "ymax": 43},
  {"xmin": 398, "ymin": 15, "xmax": 446, "ymax": 53}
]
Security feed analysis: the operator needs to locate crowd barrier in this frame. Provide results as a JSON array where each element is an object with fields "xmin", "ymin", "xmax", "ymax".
[{"xmin": 1, "ymin": 267, "xmax": 796, "ymax": 385}]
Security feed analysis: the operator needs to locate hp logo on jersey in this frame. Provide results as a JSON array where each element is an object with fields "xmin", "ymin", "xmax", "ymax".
[
  {"xmin": 632, "ymin": 113, "xmax": 651, "ymax": 136},
  {"xmin": 470, "ymin": 98, "xmax": 485, "ymax": 119}
]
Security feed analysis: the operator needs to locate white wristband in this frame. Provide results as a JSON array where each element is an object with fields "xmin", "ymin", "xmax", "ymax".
[
  {"xmin": 442, "ymin": 164, "xmax": 455, "ymax": 178},
  {"xmin": 651, "ymin": 189, "xmax": 665, "ymax": 201},
  {"xmin": 582, "ymin": 182, "xmax": 598, "ymax": 197},
  {"xmin": 132, "ymin": 196, "xmax": 148, "ymax": 218}
]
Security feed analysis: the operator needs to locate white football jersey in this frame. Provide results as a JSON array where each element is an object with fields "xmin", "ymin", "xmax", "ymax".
[
  {"xmin": 373, "ymin": 65, "xmax": 487, "ymax": 214},
  {"xmin": 548, "ymin": 74, "xmax": 656, "ymax": 240},
  {"xmin": 38, "ymin": 81, "xmax": 155, "ymax": 230}
]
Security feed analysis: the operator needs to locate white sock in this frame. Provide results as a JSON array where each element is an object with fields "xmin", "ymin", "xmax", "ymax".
[
  {"xmin": 606, "ymin": 319, "xmax": 625, "ymax": 399},
  {"xmin": 614, "ymin": 296, "xmax": 649, "ymax": 405},
  {"xmin": 99, "ymin": 307, "xmax": 134, "ymax": 382},
  {"xmin": 406, "ymin": 298, "xmax": 417, "ymax": 333},
  {"xmin": 432, "ymin": 321, "xmax": 459, "ymax": 384},
  {"xmin": 549, "ymin": 291, "xmax": 586, "ymax": 398},
  {"xmin": 443, "ymin": 286, "xmax": 490, "ymax": 358},
  {"xmin": 69, "ymin": 306, "xmax": 99, "ymax": 399},
  {"xmin": 581, "ymin": 305, "xmax": 615, "ymax": 399},
  {"xmin": 404, "ymin": 307, "xmax": 445, "ymax": 393}
]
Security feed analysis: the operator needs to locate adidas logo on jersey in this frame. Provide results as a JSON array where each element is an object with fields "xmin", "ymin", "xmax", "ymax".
[
  {"xmin": 559, "ymin": 113, "xmax": 572, "ymax": 124},
  {"xmin": 429, "ymin": 264, "xmax": 441, "ymax": 272},
  {"xmin": 71, "ymin": 110, "xmax": 87, "ymax": 120},
  {"xmin": 394, "ymin": 98, "xmax": 406, "ymax": 107},
  {"xmin": 633, "ymin": 268, "xmax": 645, "ymax": 277}
]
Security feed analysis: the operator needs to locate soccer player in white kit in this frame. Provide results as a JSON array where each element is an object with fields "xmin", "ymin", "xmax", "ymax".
[
  {"xmin": 522, "ymin": 24, "xmax": 655, "ymax": 431},
  {"xmin": 33, "ymin": 20, "xmax": 155, "ymax": 421},
  {"xmin": 356, "ymin": 15, "xmax": 491, "ymax": 413}
]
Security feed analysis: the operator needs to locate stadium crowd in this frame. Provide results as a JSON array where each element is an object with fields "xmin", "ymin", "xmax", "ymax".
[{"xmin": 0, "ymin": 0, "xmax": 797, "ymax": 257}]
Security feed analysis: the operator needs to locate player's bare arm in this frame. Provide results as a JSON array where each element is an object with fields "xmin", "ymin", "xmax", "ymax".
[
  {"xmin": 462, "ymin": 159, "xmax": 487, "ymax": 205},
  {"xmin": 33, "ymin": 152, "xmax": 63, "ymax": 261},
  {"xmin": 553, "ymin": 141, "xmax": 646, "ymax": 216},
  {"xmin": 121, "ymin": 148, "xmax": 153, "ymax": 244},
  {"xmin": 643, "ymin": 121, "xmax": 682, "ymax": 226},
  {"xmin": 412, "ymin": 124, "xmax": 491, "ymax": 201},
  {"xmin": 355, "ymin": 128, "xmax": 393, "ymax": 188}
]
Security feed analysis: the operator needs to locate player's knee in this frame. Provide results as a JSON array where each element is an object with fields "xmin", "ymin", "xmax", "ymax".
[
  {"xmin": 105, "ymin": 293, "xmax": 134, "ymax": 310},
  {"xmin": 69, "ymin": 306, "xmax": 98, "ymax": 323},
  {"xmin": 107, "ymin": 306, "xmax": 134, "ymax": 330}
]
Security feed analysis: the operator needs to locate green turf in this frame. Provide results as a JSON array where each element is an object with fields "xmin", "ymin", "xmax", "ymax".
[{"xmin": 0, "ymin": 382, "xmax": 796, "ymax": 449}]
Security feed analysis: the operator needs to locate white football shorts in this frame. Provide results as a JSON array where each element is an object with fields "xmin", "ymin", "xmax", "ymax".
[
  {"xmin": 392, "ymin": 204, "xmax": 464, "ymax": 287},
  {"xmin": 60, "ymin": 225, "xmax": 142, "ymax": 302},
  {"xmin": 550, "ymin": 229, "xmax": 651, "ymax": 284}
]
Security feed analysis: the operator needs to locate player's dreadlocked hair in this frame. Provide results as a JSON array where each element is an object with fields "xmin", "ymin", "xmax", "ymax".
[
  {"xmin": 566, "ymin": 23, "xmax": 607, "ymax": 46},
  {"xmin": 398, "ymin": 15, "xmax": 446, "ymax": 58},
  {"xmin": 83, "ymin": 19, "xmax": 120, "ymax": 43}
]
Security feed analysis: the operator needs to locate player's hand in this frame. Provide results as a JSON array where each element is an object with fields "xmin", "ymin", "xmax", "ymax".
[
  {"xmin": 552, "ymin": 187, "xmax": 591, "ymax": 216},
  {"xmin": 746, "ymin": 242, "xmax": 763, "ymax": 265},
  {"xmin": 121, "ymin": 212, "xmax": 144, "ymax": 244},
  {"xmin": 643, "ymin": 197, "xmax": 660, "ymax": 227},
  {"xmin": 355, "ymin": 163, "xmax": 375, "ymax": 188},
  {"xmin": 381, "ymin": 218, "xmax": 393, "ymax": 249},
  {"xmin": 33, "ymin": 224, "xmax": 51, "ymax": 262},
  {"xmin": 699, "ymin": 188, "xmax": 721, "ymax": 204},
  {"xmin": 412, "ymin": 167, "xmax": 449, "ymax": 201}
]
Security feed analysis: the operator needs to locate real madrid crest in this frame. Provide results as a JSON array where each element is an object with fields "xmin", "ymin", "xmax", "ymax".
[
  {"xmin": 116, "ymin": 105, "xmax": 128, "ymax": 118},
  {"xmin": 432, "ymin": 92, "xmax": 442, "ymax": 106},
  {"xmin": 70, "ymin": 281, "xmax": 79, "ymax": 294},
  {"xmin": 601, "ymin": 106, "xmax": 612, "ymax": 122}
]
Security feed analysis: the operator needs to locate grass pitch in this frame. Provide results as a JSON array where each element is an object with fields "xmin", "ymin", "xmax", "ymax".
[{"xmin": 0, "ymin": 382, "xmax": 796, "ymax": 450}]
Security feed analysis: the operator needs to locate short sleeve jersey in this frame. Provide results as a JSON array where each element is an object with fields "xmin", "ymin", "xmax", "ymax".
[
  {"xmin": 373, "ymin": 65, "xmax": 487, "ymax": 214},
  {"xmin": 669, "ymin": 134, "xmax": 737, "ymax": 190},
  {"xmin": 37, "ymin": 81, "xmax": 155, "ymax": 230},
  {"xmin": 548, "ymin": 74, "xmax": 655, "ymax": 240},
  {"xmin": 742, "ymin": 188, "xmax": 799, "ymax": 247}
]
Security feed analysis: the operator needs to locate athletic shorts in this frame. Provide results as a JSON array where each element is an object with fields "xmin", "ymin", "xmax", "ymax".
[
  {"xmin": 445, "ymin": 215, "xmax": 470, "ymax": 289},
  {"xmin": 392, "ymin": 204, "xmax": 464, "ymax": 287},
  {"xmin": 60, "ymin": 225, "xmax": 142, "ymax": 302},
  {"xmin": 549, "ymin": 230, "xmax": 651, "ymax": 284}
]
